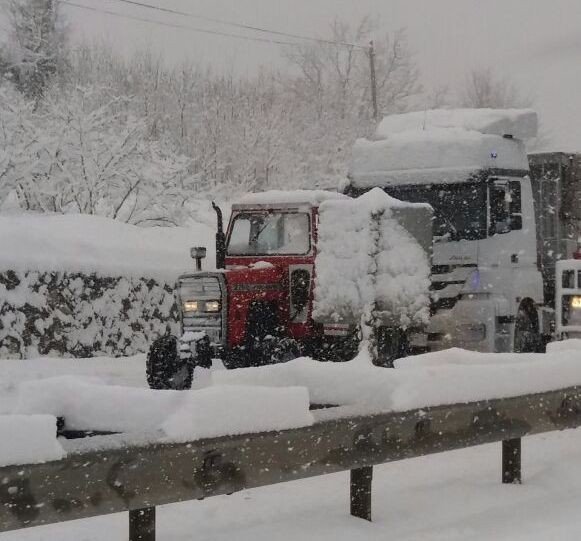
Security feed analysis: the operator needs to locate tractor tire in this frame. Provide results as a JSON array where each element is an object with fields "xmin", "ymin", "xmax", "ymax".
[
  {"xmin": 261, "ymin": 336, "xmax": 301, "ymax": 365},
  {"xmin": 513, "ymin": 307, "xmax": 541, "ymax": 353},
  {"xmin": 146, "ymin": 335, "xmax": 193, "ymax": 390}
]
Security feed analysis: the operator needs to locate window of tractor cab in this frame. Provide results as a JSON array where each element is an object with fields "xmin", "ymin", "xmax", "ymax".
[{"xmin": 227, "ymin": 211, "xmax": 311, "ymax": 256}]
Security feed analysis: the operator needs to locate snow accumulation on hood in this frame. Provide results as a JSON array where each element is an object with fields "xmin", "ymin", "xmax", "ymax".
[
  {"xmin": 0, "ymin": 212, "xmax": 215, "ymax": 279},
  {"xmin": 349, "ymin": 108, "xmax": 537, "ymax": 189},
  {"xmin": 238, "ymin": 189, "xmax": 347, "ymax": 207}
]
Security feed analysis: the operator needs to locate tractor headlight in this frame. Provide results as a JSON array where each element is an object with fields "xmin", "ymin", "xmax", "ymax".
[
  {"xmin": 205, "ymin": 300, "xmax": 221, "ymax": 313},
  {"xmin": 182, "ymin": 300, "xmax": 220, "ymax": 313},
  {"xmin": 183, "ymin": 300, "xmax": 199, "ymax": 312}
]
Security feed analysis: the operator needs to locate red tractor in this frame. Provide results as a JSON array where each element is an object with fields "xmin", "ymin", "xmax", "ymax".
[{"xmin": 146, "ymin": 191, "xmax": 431, "ymax": 389}]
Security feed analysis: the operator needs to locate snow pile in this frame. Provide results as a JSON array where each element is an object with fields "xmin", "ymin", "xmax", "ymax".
[
  {"xmin": 313, "ymin": 188, "xmax": 431, "ymax": 328},
  {"xmin": 375, "ymin": 108, "xmax": 538, "ymax": 140},
  {"xmin": 238, "ymin": 190, "xmax": 347, "ymax": 206},
  {"xmin": 0, "ymin": 212, "xmax": 215, "ymax": 279},
  {"xmin": 547, "ymin": 339, "xmax": 581, "ymax": 353},
  {"xmin": 15, "ymin": 376, "xmax": 184, "ymax": 432},
  {"xmin": 0, "ymin": 415, "xmax": 65, "ymax": 467},
  {"xmin": 214, "ymin": 347, "xmax": 581, "ymax": 413},
  {"xmin": 161, "ymin": 385, "xmax": 313, "ymax": 441},
  {"xmin": 348, "ymin": 108, "xmax": 536, "ymax": 188},
  {"xmin": 12, "ymin": 376, "xmax": 313, "ymax": 439}
]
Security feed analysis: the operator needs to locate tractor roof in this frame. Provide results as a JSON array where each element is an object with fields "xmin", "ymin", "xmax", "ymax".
[{"xmin": 234, "ymin": 190, "xmax": 348, "ymax": 210}]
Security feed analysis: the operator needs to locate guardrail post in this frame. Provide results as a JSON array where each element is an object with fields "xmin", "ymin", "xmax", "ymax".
[
  {"xmin": 350, "ymin": 466, "xmax": 373, "ymax": 521},
  {"xmin": 129, "ymin": 507, "xmax": 156, "ymax": 541},
  {"xmin": 502, "ymin": 438, "xmax": 521, "ymax": 484}
]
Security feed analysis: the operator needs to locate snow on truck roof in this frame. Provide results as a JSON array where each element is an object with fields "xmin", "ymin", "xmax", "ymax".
[
  {"xmin": 349, "ymin": 109, "xmax": 537, "ymax": 189},
  {"xmin": 375, "ymin": 108, "xmax": 538, "ymax": 140}
]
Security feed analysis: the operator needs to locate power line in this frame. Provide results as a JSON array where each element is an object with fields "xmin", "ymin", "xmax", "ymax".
[
  {"xmin": 101, "ymin": 0, "xmax": 366, "ymax": 49},
  {"xmin": 61, "ymin": 1, "xmax": 300, "ymax": 47}
]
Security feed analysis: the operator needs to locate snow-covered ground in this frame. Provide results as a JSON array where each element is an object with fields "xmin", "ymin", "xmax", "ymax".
[{"xmin": 3, "ymin": 343, "xmax": 581, "ymax": 538}]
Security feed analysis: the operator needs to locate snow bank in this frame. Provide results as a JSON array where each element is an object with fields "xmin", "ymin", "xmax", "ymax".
[
  {"xmin": 313, "ymin": 188, "xmax": 431, "ymax": 328},
  {"xmin": 214, "ymin": 346, "xmax": 581, "ymax": 414},
  {"xmin": 375, "ymin": 108, "xmax": 538, "ymax": 140},
  {"xmin": 161, "ymin": 385, "xmax": 313, "ymax": 441},
  {"xmin": 0, "ymin": 212, "xmax": 214, "ymax": 279},
  {"xmin": 15, "ymin": 376, "xmax": 184, "ymax": 432},
  {"xmin": 238, "ymin": 190, "xmax": 347, "ymax": 206},
  {"xmin": 12, "ymin": 376, "xmax": 313, "ymax": 439},
  {"xmin": 546, "ymin": 339, "xmax": 581, "ymax": 353},
  {"xmin": 0, "ymin": 415, "xmax": 65, "ymax": 467}
]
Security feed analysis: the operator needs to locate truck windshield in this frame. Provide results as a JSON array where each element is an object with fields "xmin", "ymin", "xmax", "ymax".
[
  {"xmin": 227, "ymin": 212, "xmax": 311, "ymax": 256},
  {"xmin": 384, "ymin": 182, "xmax": 487, "ymax": 242}
]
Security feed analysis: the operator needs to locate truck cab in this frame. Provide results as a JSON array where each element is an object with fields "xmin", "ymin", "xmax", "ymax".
[{"xmin": 345, "ymin": 109, "xmax": 545, "ymax": 353}]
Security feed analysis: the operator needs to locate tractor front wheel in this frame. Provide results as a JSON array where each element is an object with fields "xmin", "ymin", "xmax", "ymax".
[{"xmin": 146, "ymin": 335, "xmax": 193, "ymax": 390}]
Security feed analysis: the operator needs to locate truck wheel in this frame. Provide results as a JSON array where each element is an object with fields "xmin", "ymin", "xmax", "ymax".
[
  {"xmin": 146, "ymin": 335, "xmax": 193, "ymax": 390},
  {"xmin": 513, "ymin": 308, "xmax": 541, "ymax": 353}
]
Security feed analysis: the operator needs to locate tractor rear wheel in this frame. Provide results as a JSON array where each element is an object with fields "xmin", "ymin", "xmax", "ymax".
[{"xmin": 146, "ymin": 335, "xmax": 193, "ymax": 390}]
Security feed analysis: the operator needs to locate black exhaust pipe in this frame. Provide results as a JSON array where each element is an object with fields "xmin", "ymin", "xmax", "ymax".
[{"xmin": 212, "ymin": 202, "xmax": 226, "ymax": 269}]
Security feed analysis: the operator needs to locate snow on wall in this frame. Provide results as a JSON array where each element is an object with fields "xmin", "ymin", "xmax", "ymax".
[
  {"xmin": 0, "ymin": 212, "xmax": 217, "ymax": 359},
  {"xmin": 0, "ymin": 213, "xmax": 214, "ymax": 279},
  {"xmin": 313, "ymin": 188, "xmax": 431, "ymax": 328},
  {"xmin": 0, "ymin": 270, "xmax": 179, "ymax": 358}
]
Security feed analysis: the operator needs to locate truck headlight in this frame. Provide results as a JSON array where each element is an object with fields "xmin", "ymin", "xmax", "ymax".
[
  {"xmin": 205, "ymin": 300, "xmax": 221, "ymax": 312},
  {"xmin": 571, "ymin": 296, "xmax": 581, "ymax": 309},
  {"xmin": 183, "ymin": 300, "xmax": 199, "ymax": 312}
]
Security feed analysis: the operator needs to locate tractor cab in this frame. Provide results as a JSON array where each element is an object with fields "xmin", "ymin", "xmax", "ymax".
[{"xmin": 148, "ymin": 192, "xmax": 347, "ymax": 390}]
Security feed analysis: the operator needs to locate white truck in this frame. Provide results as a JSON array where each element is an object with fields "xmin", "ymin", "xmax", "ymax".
[{"xmin": 345, "ymin": 109, "xmax": 581, "ymax": 353}]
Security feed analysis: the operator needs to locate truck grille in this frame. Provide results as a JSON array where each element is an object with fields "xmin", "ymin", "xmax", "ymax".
[{"xmin": 430, "ymin": 264, "xmax": 476, "ymax": 314}]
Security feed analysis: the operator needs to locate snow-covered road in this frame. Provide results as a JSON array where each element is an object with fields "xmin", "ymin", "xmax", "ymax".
[{"xmin": 3, "ymin": 348, "xmax": 581, "ymax": 539}]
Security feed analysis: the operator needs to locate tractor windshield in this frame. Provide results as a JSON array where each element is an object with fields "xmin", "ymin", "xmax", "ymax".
[{"xmin": 227, "ymin": 212, "xmax": 311, "ymax": 256}]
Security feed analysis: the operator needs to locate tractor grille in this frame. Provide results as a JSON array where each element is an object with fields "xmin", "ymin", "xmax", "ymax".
[{"xmin": 178, "ymin": 274, "xmax": 225, "ymax": 345}]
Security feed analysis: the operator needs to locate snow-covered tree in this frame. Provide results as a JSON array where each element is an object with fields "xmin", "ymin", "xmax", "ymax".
[
  {"xmin": 1, "ymin": 0, "xmax": 68, "ymax": 100},
  {"xmin": 0, "ymin": 86, "xmax": 191, "ymax": 224},
  {"xmin": 461, "ymin": 67, "xmax": 531, "ymax": 109}
]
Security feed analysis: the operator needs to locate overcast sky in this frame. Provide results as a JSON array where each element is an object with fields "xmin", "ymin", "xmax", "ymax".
[{"xmin": 59, "ymin": 0, "xmax": 581, "ymax": 149}]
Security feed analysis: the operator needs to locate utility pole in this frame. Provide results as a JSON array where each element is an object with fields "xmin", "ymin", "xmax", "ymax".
[{"xmin": 368, "ymin": 41, "xmax": 379, "ymax": 121}]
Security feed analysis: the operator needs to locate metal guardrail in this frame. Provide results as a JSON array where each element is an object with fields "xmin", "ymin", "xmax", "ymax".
[{"xmin": 2, "ymin": 385, "xmax": 581, "ymax": 540}]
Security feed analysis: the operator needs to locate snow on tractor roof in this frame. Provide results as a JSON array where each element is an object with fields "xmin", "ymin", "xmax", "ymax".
[
  {"xmin": 237, "ymin": 190, "xmax": 348, "ymax": 208},
  {"xmin": 349, "ymin": 109, "xmax": 537, "ymax": 189}
]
